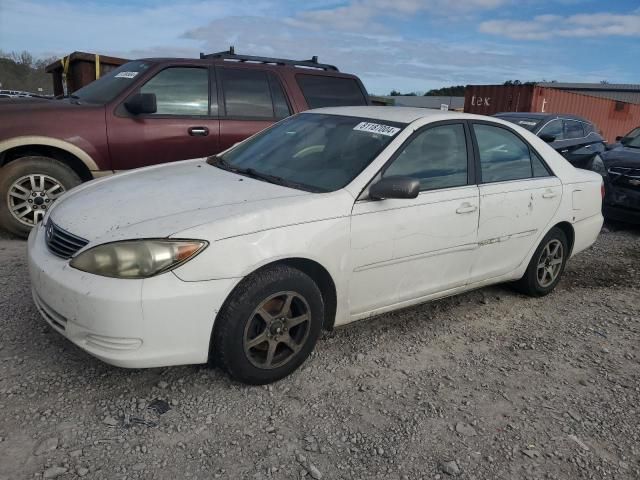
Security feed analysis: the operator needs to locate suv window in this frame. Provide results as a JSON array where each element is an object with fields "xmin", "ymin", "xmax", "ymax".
[
  {"xmin": 140, "ymin": 67, "xmax": 209, "ymax": 116},
  {"xmin": 384, "ymin": 124, "xmax": 468, "ymax": 191},
  {"xmin": 564, "ymin": 120, "xmax": 585, "ymax": 139},
  {"xmin": 474, "ymin": 124, "xmax": 540, "ymax": 183},
  {"xmin": 219, "ymin": 69, "xmax": 291, "ymax": 119},
  {"xmin": 538, "ymin": 119, "xmax": 563, "ymax": 141},
  {"xmin": 296, "ymin": 75, "xmax": 367, "ymax": 108}
]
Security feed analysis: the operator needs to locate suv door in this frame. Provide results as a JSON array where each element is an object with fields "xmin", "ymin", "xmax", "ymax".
[
  {"xmin": 108, "ymin": 66, "xmax": 220, "ymax": 169},
  {"xmin": 349, "ymin": 122, "xmax": 479, "ymax": 316},
  {"xmin": 469, "ymin": 122, "xmax": 561, "ymax": 282},
  {"xmin": 217, "ymin": 67, "xmax": 292, "ymax": 151}
]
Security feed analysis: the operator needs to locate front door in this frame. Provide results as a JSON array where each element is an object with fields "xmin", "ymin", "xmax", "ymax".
[
  {"xmin": 108, "ymin": 65, "xmax": 220, "ymax": 170},
  {"xmin": 349, "ymin": 122, "xmax": 480, "ymax": 316},
  {"xmin": 469, "ymin": 122, "xmax": 562, "ymax": 282}
]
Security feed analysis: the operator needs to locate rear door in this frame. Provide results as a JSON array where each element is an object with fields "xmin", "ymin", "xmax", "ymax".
[
  {"xmin": 469, "ymin": 122, "xmax": 561, "ymax": 282},
  {"xmin": 108, "ymin": 65, "xmax": 220, "ymax": 169},
  {"xmin": 217, "ymin": 67, "xmax": 292, "ymax": 151}
]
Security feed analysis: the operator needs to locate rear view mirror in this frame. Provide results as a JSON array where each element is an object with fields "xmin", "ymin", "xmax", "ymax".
[
  {"xmin": 124, "ymin": 93, "xmax": 157, "ymax": 115},
  {"xmin": 369, "ymin": 176, "xmax": 420, "ymax": 200},
  {"xmin": 539, "ymin": 134, "xmax": 556, "ymax": 143}
]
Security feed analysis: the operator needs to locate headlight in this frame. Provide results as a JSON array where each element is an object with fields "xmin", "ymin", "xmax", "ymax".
[
  {"xmin": 590, "ymin": 155, "xmax": 607, "ymax": 177},
  {"xmin": 70, "ymin": 239, "xmax": 207, "ymax": 279}
]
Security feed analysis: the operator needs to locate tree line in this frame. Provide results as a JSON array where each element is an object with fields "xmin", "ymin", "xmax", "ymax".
[{"xmin": 0, "ymin": 51, "xmax": 58, "ymax": 94}]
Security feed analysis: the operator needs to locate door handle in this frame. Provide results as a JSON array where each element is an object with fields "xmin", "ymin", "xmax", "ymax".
[
  {"xmin": 188, "ymin": 126, "xmax": 209, "ymax": 136},
  {"xmin": 561, "ymin": 149, "xmax": 569, "ymax": 153},
  {"xmin": 542, "ymin": 191, "xmax": 557, "ymax": 199},
  {"xmin": 456, "ymin": 203, "xmax": 477, "ymax": 214}
]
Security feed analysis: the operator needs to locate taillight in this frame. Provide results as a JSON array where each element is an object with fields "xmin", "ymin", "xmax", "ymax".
[{"xmin": 601, "ymin": 181, "xmax": 605, "ymax": 199}]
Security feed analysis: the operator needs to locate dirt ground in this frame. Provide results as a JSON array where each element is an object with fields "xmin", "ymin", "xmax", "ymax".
[{"xmin": 0, "ymin": 224, "xmax": 638, "ymax": 480}]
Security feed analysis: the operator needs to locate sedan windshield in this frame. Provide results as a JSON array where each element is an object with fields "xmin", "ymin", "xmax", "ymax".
[
  {"xmin": 71, "ymin": 61, "xmax": 153, "ymax": 104},
  {"xmin": 210, "ymin": 113, "xmax": 406, "ymax": 192},
  {"xmin": 494, "ymin": 116, "xmax": 541, "ymax": 132},
  {"xmin": 621, "ymin": 127, "xmax": 640, "ymax": 148}
]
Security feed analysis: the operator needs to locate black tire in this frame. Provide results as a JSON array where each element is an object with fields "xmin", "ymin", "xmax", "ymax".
[
  {"xmin": 212, "ymin": 264, "xmax": 324, "ymax": 385},
  {"xmin": 0, "ymin": 156, "xmax": 82, "ymax": 238},
  {"xmin": 514, "ymin": 227, "xmax": 569, "ymax": 297}
]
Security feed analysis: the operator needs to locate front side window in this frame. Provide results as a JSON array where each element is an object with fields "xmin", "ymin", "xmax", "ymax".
[
  {"xmin": 474, "ymin": 124, "xmax": 533, "ymax": 183},
  {"xmin": 140, "ymin": 67, "xmax": 209, "ymax": 116},
  {"xmin": 211, "ymin": 113, "xmax": 405, "ymax": 192},
  {"xmin": 564, "ymin": 120, "xmax": 585, "ymax": 139},
  {"xmin": 296, "ymin": 75, "xmax": 367, "ymax": 109},
  {"xmin": 538, "ymin": 119, "xmax": 564, "ymax": 141},
  {"xmin": 384, "ymin": 124, "xmax": 468, "ymax": 191}
]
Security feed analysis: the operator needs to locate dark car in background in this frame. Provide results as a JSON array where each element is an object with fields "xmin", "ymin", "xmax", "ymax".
[
  {"xmin": 494, "ymin": 113, "xmax": 606, "ymax": 168},
  {"xmin": 593, "ymin": 132, "xmax": 640, "ymax": 223},
  {"xmin": 0, "ymin": 50, "xmax": 370, "ymax": 237},
  {"xmin": 607, "ymin": 126, "xmax": 640, "ymax": 150}
]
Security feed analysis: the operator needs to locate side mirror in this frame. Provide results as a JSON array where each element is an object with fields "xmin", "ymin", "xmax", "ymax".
[
  {"xmin": 539, "ymin": 133, "xmax": 556, "ymax": 143},
  {"xmin": 615, "ymin": 135, "xmax": 623, "ymax": 142},
  {"xmin": 369, "ymin": 176, "xmax": 420, "ymax": 200},
  {"xmin": 124, "ymin": 93, "xmax": 157, "ymax": 115}
]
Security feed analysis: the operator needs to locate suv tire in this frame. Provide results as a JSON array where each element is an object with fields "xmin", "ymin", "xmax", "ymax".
[
  {"xmin": 0, "ymin": 156, "xmax": 81, "ymax": 238},
  {"xmin": 212, "ymin": 264, "xmax": 324, "ymax": 385}
]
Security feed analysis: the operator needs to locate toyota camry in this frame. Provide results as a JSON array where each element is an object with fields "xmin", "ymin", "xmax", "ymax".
[{"xmin": 28, "ymin": 107, "xmax": 604, "ymax": 384}]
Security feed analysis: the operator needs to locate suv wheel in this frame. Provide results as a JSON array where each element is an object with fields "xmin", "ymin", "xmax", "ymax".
[
  {"xmin": 212, "ymin": 264, "xmax": 324, "ymax": 385},
  {"xmin": 515, "ymin": 227, "xmax": 569, "ymax": 297},
  {"xmin": 0, "ymin": 156, "xmax": 81, "ymax": 238}
]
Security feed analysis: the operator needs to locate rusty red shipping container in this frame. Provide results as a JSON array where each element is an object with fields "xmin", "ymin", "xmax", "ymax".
[
  {"xmin": 465, "ymin": 84, "xmax": 640, "ymax": 143},
  {"xmin": 46, "ymin": 51, "xmax": 128, "ymax": 97}
]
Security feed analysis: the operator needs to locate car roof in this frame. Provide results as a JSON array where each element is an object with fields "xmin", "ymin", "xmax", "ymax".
[
  {"xmin": 309, "ymin": 106, "xmax": 481, "ymax": 124},
  {"xmin": 495, "ymin": 112, "xmax": 591, "ymax": 123}
]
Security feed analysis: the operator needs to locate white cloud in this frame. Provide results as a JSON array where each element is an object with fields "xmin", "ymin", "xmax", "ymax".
[
  {"xmin": 297, "ymin": 0, "xmax": 508, "ymax": 32},
  {"xmin": 479, "ymin": 11, "xmax": 640, "ymax": 40}
]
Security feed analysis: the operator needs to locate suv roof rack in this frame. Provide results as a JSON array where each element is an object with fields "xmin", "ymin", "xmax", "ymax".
[{"xmin": 199, "ymin": 46, "xmax": 339, "ymax": 72}]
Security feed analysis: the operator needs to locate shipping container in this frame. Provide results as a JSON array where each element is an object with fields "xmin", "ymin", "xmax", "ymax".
[
  {"xmin": 45, "ymin": 51, "xmax": 129, "ymax": 97},
  {"xmin": 465, "ymin": 84, "xmax": 640, "ymax": 143}
]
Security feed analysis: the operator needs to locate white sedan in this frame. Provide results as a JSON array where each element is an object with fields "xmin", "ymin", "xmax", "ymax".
[{"xmin": 28, "ymin": 107, "xmax": 604, "ymax": 384}]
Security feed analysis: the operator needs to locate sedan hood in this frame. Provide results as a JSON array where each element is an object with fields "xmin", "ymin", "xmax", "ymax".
[
  {"xmin": 49, "ymin": 159, "xmax": 311, "ymax": 242},
  {"xmin": 602, "ymin": 146, "xmax": 640, "ymax": 167}
]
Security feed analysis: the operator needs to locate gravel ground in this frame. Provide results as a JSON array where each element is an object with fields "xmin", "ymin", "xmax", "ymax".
[{"xmin": 0, "ymin": 224, "xmax": 638, "ymax": 480}]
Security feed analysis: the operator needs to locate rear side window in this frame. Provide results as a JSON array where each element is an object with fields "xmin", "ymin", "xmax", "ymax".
[
  {"xmin": 140, "ymin": 67, "xmax": 209, "ymax": 116},
  {"xmin": 538, "ymin": 119, "xmax": 563, "ymax": 141},
  {"xmin": 219, "ymin": 69, "xmax": 291, "ymax": 119},
  {"xmin": 473, "ymin": 124, "xmax": 535, "ymax": 183},
  {"xmin": 565, "ymin": 120, "xmax": 585, "ymax": 139},
  {"xmin": 296, "ymin": 75, "xmax": 367, "ymax": 108}
]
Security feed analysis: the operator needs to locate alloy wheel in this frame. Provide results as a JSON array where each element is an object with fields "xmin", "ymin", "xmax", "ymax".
[
  {"xmin": 243, "ymin": 291, "xmax": 311, "ymax": 370},
  {"xmin": 8, "ymin": 174, "xmax": 65, "ymax": 227},
  {"xmin": 536, "ymin": 239, "xmax": 564, "ymax": 288}
]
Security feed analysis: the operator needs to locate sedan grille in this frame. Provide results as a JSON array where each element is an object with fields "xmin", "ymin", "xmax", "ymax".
[{"xmin": 45, "ymin": 220, "xmax": 89, "ymax": 259}]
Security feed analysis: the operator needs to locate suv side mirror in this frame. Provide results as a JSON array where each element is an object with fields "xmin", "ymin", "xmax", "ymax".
[
  {"xmin": 539, "ymin": 134, "xmax": 556, "ymax": 143},
  {"xmin": 124, "ymin": 93, "xmax": 157, "ymax": 115},
  {"xmin": 615, "ymin": 135, "xmax": 623, "ymax": 142},
  {"xmin": 369, "ymin": 176, "xmax": 420, "ymax": 200}
]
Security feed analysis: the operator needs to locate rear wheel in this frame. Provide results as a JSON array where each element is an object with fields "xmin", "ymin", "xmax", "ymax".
[
  {"xmin": 212, "ymin": 265, "xmax": 324, "ymax": 385},
  {"xmin": 0, "ymin": 156, "xmax": 81, "ymax": 237},
  {"xmin": 515, "ymin": 227, "xmax": 568, "ymax": 297}
]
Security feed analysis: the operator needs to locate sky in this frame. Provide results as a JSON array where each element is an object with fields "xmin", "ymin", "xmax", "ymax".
[{"xmin": 1, "ymin": 0, "xmax": 639, "ymax": 95}]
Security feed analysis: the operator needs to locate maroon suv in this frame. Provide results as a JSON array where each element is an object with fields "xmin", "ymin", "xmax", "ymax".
[{"xmin": 0, "ymin": 50, "xmax": 369, "ymax": 237}]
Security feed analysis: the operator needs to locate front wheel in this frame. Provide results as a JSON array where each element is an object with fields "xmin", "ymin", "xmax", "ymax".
[
  {"xmin": 515, "ymin": 227, "xmax": 569, "ymax": 297},
  {"xmin": 0, "ymin": 156, "xmax": 81, "ymax": 237},
  {"xmin": 212, "ymin": 265, "xmax": 324, "ymax": 385}
]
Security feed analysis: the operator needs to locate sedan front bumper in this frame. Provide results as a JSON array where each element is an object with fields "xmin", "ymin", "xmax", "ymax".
[{"xmin": 27, "ymin": 224, "xmax": 238, "ymax": 368}]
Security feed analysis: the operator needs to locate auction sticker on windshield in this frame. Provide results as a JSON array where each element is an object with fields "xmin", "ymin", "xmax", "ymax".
[
  {"xmin": 115, "ymin": 72, "xmax": 139, "ymax": 79},
  {"xmin": 353, "ymin": 122, "xmax": 401, "ymax": 136}
]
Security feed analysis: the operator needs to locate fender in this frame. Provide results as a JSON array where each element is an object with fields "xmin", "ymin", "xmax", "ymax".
[{"xmin": 0, "ymin": 135, "xmax": 101, "ymax": 173}]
